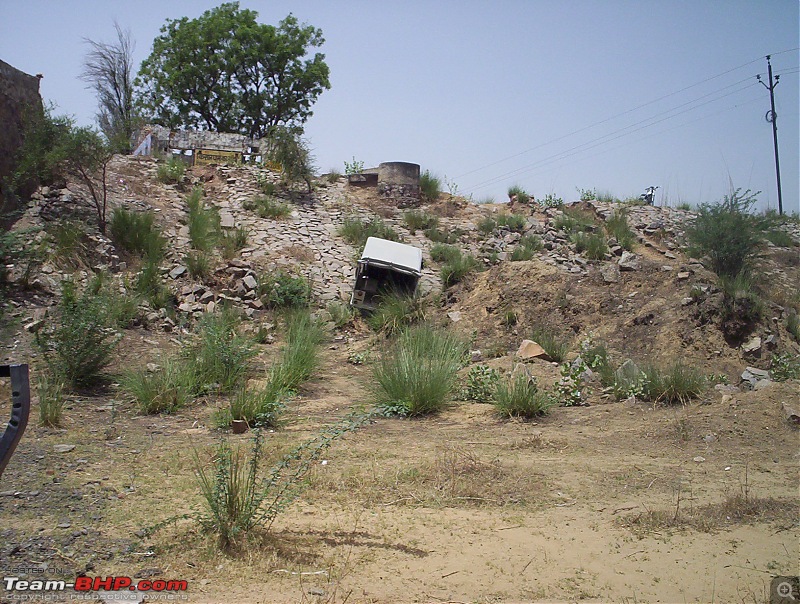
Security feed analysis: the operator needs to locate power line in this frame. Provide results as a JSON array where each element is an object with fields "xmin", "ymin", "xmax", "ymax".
[{"xmin": 464, "ymin": 80, "xmax": 760, "ymax": 194}]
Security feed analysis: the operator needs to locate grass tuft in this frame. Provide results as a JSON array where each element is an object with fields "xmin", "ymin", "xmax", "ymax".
[{"xmin": 493, "ymin": 373, "xmax": 553, "ymax": 418}]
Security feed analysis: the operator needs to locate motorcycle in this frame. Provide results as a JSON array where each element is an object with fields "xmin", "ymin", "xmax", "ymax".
[{"xmin": 640, "ymin": 186, "xmax": 659, "ymax": 205}]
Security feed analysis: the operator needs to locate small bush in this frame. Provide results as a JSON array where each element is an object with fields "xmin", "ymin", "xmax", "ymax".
[
  {"xmin": 641, "ymin": 362, "xmax": 706, "ymax": 405},
  {"xmin": 373, "ymin": 326, "xmax": 467, "ymax": 416},
  {"xmin": 186, "ymin": 187, "xmax": 220, "ymax": 252},
  {"xmin": 686, "ymin": 188, "xmax": 766, "ymax": 279},
  {"xmin": 123, "ymin": 360, "xmax": 195, "ymax": 414},
  {"xmin": 577, "ymin": 187, "xmax": 596, "ymax": 201},
  {"xmin": 605, "ymin": 210, "xmax": 636, "ymax": 251},
  {"xmin": 36, "ymin": 280, "xmax": 120, "ymax": 387},
  {"xmin": 476, "ymin": 216, "xmax": 497, "ymax": 236},
  {"xmin": 419, "ymin": 170, "xmax": 440, "ymax": 202},
  {"xmin": 87, "ymin": 272, "xmax": 140, "ymax": 329},
  {"xmin": 403, "ymin": 210, "xmax": 439, "ymax": 233},
  {"xmin": 423, "ymin": 226, "xmax": 459, "ymax": 244},
  {"xmin": 338, "ymin": 216, "xmax": 400, "ymax": 252},
  {"xmin": 530, "ymin": 326, "xmax": 569, "ymax": 362},
  {"xmin": 245, "ymin": 195, "xmax": 291, "ymax": 219},
  {"xmin": 494, "ymin": 373, "xmax": 552, "ymax": 418},
  {"xmin": 572, "ymin": 231, "xmax": 608, "ymax": 260},
  {"xmin": 496, "ymin": 213, "xmax": 527, "ymax": 232},
  {"xmin": 37, "ymin": 372, "xmax": 65, "ymax": 427},
  {"xmin": 770, "ymin": 353, "xmax": 800, "ymax": 382},
  {"xmin": 266, "ymin": 126, "xmax": 315, "ymax": 192},
  {"xmin": 47, "ymin": 220, "xmax": 91, "ymax": 269},
  {"xmin": 511, "ymin": 234, "xmax": 542, "ymax": 261},
  {"xmin": 540, "ymin": 194, "xmax": 563, "ymax": 208},
  {"xmin": 110, "ymin": 208, "xmax": 166, "ymax": 261},
  {"xmin": 220, "ymin": 227, "xmax": 249, "ymax": 260},
  {"xmin": 185, "ymin": 308, "xmax": 255, "ymax": 394},
  {"xmin": 463, "ymin": 365, "xmax": 500, "ymax": 403},
  {"xmin": 157, "ymin": 155, "xmax": 185, "ymax": 184},
  {"xmin": 441, "ymin": 252, "xmax": 480, "ymax": 288},
  {"xmin": 366, "ymin": 290, "xmax": 426, "ymax": 335},
  {"xmin": 510, "ymin": 246, "xmax": 534, "ymax": 262},
  {"xmin": 185, "ymin": 251, "xmax": 211, "ymax": 280},
  {"xmin": 507, "ymin": 185, "xmax": 530, "ymax": 204},
  {"xmin": 430, "ymin": 243, "xmax": 462, "ymax": 264},
  {"xmin": 554, "ymin": 207, "xmax": 596, "ymax": 234},
  {"xmin": 135, "ymin": 258, "xmax": 172, "ymax": 309},
  {"xmin": 258, "ymin": 270, "xmax": 311, "ymax": 309},
  {"xmin": 326, "ymin": 301, "xmax": 354, "ymax": 328},
  {"xmin": 226, "ymin": 381, "xmax": 286, "ymax": 428}
]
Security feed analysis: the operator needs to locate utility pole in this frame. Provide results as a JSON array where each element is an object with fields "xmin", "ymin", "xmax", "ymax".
[{"xmin": 756, "ymin": 55, "xmax": 783, "ymax": 215}]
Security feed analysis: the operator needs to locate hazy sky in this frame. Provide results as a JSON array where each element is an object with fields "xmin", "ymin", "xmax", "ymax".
[{"xmin": 1, "ymin": 1, "xmax": 798, "ymax": 211}]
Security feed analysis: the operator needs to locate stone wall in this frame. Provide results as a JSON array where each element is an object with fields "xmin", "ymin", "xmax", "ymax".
[{"xmin": 0, "ymin": 59, "xmax": 42, "ymax": 203}]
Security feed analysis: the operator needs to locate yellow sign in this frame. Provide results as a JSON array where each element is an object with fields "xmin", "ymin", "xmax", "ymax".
[{"xmin": 194, "ymin": 149, "xmax": 242, "ymax": 166}]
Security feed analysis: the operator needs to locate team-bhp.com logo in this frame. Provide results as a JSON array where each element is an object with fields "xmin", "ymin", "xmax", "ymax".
[{"xmin": 4, "ymin": 575, "xmax": 188, "ymax": 594}]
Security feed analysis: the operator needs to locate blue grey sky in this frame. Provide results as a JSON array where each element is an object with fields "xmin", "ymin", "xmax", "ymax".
[{"xmin": 1, "ymin": 1, "xmax": 798, "ymax": 211}]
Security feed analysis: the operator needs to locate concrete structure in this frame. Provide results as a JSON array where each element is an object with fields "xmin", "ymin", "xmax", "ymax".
[
  {"xmin": 0, "ymin": 59, "xmax": 42, "ymax": 204},
  {"xmin": 132, "ymin": 126, "xmax": 263, "ymax": 165},
  {"xmin": 377, "ymin": 162, "xmax": 420, "ymax": 207}
]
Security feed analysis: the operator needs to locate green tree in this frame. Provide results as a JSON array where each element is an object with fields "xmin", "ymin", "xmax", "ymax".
[{"xmin": 135, "ymin": 3, "xmax": 330, "ymax": 138}]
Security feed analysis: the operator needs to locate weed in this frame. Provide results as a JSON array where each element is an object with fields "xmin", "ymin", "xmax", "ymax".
[
  {"xmin": 122, "ymin": 359, "xmax": 196, "ymax": 414},
  {"xmin": 344, "ymin": 157, "xmax": 365, "ymax": 175},
  {"xmin": 595, "ymin": 190, "xmax": 619, "ymax": 203},
  {"xmin": 717, "ymin": 273, "xmax": 763, "ymax": 340},
  {"xmin": 641, "ymin": 361, "xmax": 706, "ymax": 405},
  {"xmin": 511, "ymin": 234, "xmax": 542, "ymax": 261},
  {"xmin": 788, "ymin": 311, "xmax": 800, "ymax": 343},
  {"xmin": 403, "ymin": 210, "xmax": 439, "ymax": 233},
  {"xmin": 326, "ymin": 301, "xmax": 354, "ymax": 328},
  {"xmin": 35, "ymin": 279, "xmax": 120, "ymax": 387},
  {"xmin": 184, "ymin": 308, "xmax": 255, "ymax": 394},
  {"xmin": 219, "ymin": 227, "xmax": 248, "ymax": 260},
  {"xmin": 554, "ymin": 207, "xmax": 596, "ymax": 234},
  {"xmin": 530, "ymin": 326, "xmax": 569, "ymax": 362},
  {"xmin": 765, "ymin": 229, "xmax": 794, "ymax": 247},
  {"xmin": 770, "ymin": 353, "xmax": 800, "ymax": 382},
  {"xmin": 366, "ymin": 290, "xmax": 426, "ymax": 335},
  {"xmin": 577, "ymin": 187, "xmax": 596, "ymax": 201},
  {"xmin": 476, "ymin": 216, "xmax": 497, "ymax": 236},
  {"xmin": 245, "ymin": 195, "xmax": 291, "ymax": 219},
  {"xmin": 496, "ymin": 213, "xmax": 527, "ymax": 232},
  {"xmin": 37, "ymin": 372, "xmax": 65, "ymax": 427},
  {"xmin": 430, "ymin": 243, "xmax": 462, "ymax": 264},
  {"xmin": 419, "ymin": 170, "xmax": 441, "ymax": 202},
  {"xmin": 267, "ymin": 127, "xmax": 315, "ymax": 193},
  {"xmin": 347, "ymin": 351, "xmax": 370, "ymax": 365},
  {"xmin": 373, "ymin": 326, "xmax": 467, "ymax": 416},
  {"xmin": 423, "ymin": 226, "xmax": 459, "ymax": 243},
  {"xmin": 685, "ymin": 188, "xmax": 766, "ymax": 279},
  {"xmin": 184, "ymin": 251, "xmax": 210, "ymax": 280},
  {"xmin": 571, "ymin": 231, "xmax": 608, "ymax": 260},
  {"xmin": 540, "ymin": 193, "xmax": 563, "ymax": 208},
  {"xmin": 47, "ymin": 220, "xmax": 91, "ymax": 269},
  {"xmin": 338, "ymin": 216, "xmax": 401, "ymax": 252},
  {"xmin": 225, "ymin": 381, "xmax": 286, "ymax": 428},
  {"xmin": 325, "ymin": 168, "xmax": 342, "ymax": 183},
  {"xmin": 474, "ymin": 196, "xmax": 496, "ymax": 205},
  {"xmin": 135, "ymin": 258, "xmax": 172, "ymax": 309},
  {"xmin": 494, "ymin": 373, "xmax": 552, "ymax": 418},
  {"xmin": 88, "ymin": 272, "xmax": 140, "ymax": 329},
  {"xmin": 109, "ymin": 208, "xmax": 166, "ymax": 261},
  {"xmin": 258, "ymin": 270, "xmax": 311, "ymax": 309},
  {"xmin": 441, "ymin": 252, "xmax": 480, "ymax": 288},
  {"xmin": 510, "ymin": 246, "xmax": 534, "ymax": 261},
  {"xmin": 156, "ymin": 155, "xmax": 185, "ymax": 184},
  {"xmin": 186, "ymin": 187, "xmax": 220, "ymax": 252},
  {"xmin": 605, "ymin": 209, "xmax": 636, "ymax": 251},
  {"xmin": 502, "ymin": 309, "xmax": 518, "ymax": 326},
  {"xmin": 507, "ymin": 185, "xmax": 530, "ymax": 204},
  {"xmin": 677, "ymin": 202, "xmax": 692, "ymax": 211},
  {"xmin": 463, "ymin": 365, "xmax": 500, "ymax": 403},
  {"xmin": 255, "ymin": 173, "xmax": 277, "ymax": 196},
  {"xmin": 270, "ymin": 310, "xmax": 326, "ymax": 391}
]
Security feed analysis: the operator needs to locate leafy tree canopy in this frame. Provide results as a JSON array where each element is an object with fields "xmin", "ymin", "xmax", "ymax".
[{"xmin": 135, "ymin": 3, "xmax": 330, "ymax": 139}]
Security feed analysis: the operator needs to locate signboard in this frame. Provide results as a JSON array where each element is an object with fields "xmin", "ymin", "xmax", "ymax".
[{"xmin": 194, "ymin": 148, "xmax": 242, "ymax": 166}]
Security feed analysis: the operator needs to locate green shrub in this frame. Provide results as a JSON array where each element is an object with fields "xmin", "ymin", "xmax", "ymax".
[
  {"xmin": 765, "ymin": 229, "xmax": 794, "ymax": 247},
  {"xmin": 37, "ymin": 372, "xmax": 65, "ymax": 427},
  {"xmin": 266, "ymin": 126, "xmax": 315, "ymax": 193},
  {"xmin": 343, "ymin": 157, "xmax": 364, "ymax": 175},
  {"xmin": 36, "ymin": 280, "xmax": 120, "ymax": 387},
  {"xmin": 225, "ymin": 381, "xmax": 286, "ymax": 428},
  {"xmin": 135, "ymin": 258, "xmax": 172, "ymax": 309},
  {"xmin": 493, "ymin": 373, "xmax": 552, "ymax": 418},
  {"xmin": 186, "ymin": 187, "xmax": 220, "ymax": 251},
  {"xmin": 540, "ymin": 194, "xmax": 563, "ymax": 208},
  {"xmin": 686, "ymin": 188, "xmax": 766, "ymax": 279},
  {"xmin": 338, "ymin": 216, "xmax": 400, "ymax": 252},
  {"xmin": 677, "ymin": 202, "xmax": 692, "ymax": 211},
  {"xmin": 185, "ymin": 251, "xmax": 211, "ymax": 280},
  {"xmin": 605, "ymin": 210, "xmax": 636, "ymax": 251},
  {"xmin": 507, "ymin": 185, "xmax": 530, "ymax": 204},
  {"xmin": 87, "ymin": 272, "xmax": 140, "ymax": 329},
  {"xmin": 419, "ymin": 170, "xmax": 441, "ymax": 202},
  {"xmin": 717, "ymin": 273, "xmax": 763, "ymax": 339},
  {"xmin": 270, "ymin": 310, "xmax": 326, "ymax": 391},
  {"xmin": 463, "ymin": 364, "xmax": 500, "ymax": 403},
  {"xmin": 641, "ymin": 362, "xmax": 706, "ymax": 405},
  {"xmin": 441, "ymin": 252, "xmax": 480, "ymax": 288},
  {"xmin": 256, "ymin": 173, "xmax": 277, "ymax": 195},
  {"xmin": 572, "ymin": 231, "xmax": 608, "ymax": 260},
  {"xmin": 157, "ymin": 155, "xmax": 185, "ymax": 184},
  {"xmin": 373, "ymin": 326, "xmax": 467, "ymax": 416},
  {"xmin": 325, "ymin": 168, "xmax": 342, "ymax": 183},
  {"xmin": 430, "ymin": 243, "xmax": 462, "ymax": 264},
  {"xmin": 326, "ymin": 301, "xmax": 354, "ymax": 328},
  {"xmin": 245, "ymin": 195, "xmax": 291, "ymax": 219},
  {"xmin": 788, "ymin": 312, "xmax": 800, "ymax": 343},
  {"xmin": 476, "ymin": 216, "xmax": 497, "ymax": 236},
  {"xmin": 185, "ymin": 308, "xmax": 255, "ymax": 394},
  {"xmin": 530, "ymin": 326, "xmax": 569, "ymax": 362},
  {"xmin": 577, "ymin": 187, "xmax": 596, "ymax": 201},
  {"xmin": 511, "ymin": 234, "xmax": 543, "ymax": 261},
  {"xmin": 219, "ymin": 227, "xmax": 249, "ymax": 260},
  {"xmin": 596, "ymin": 190, "xmax": 619, "ymax": 203},
  {"xmin": 403, "ymin": 210, "xmax": 439, "ymax": 233},
  {"xmin": 366, "ymin": 290, "xmax": 426, "ymax": 335},
  {"xmin": 258, "ymin": 270, "xmax": 311, "ymax": 309},
  {"xmin": 496, "ymin": 213, "xmax": 527, "ymax": 232},
  {"xmin": 554, "ymin": 207, "xmax": 596, "ymax": 233},
  {"xmin": 109, "ymin": 208, "xmax": 166, "ymax": 261},
  {"xmin": 123, "ymin": 359, "xmax": 196, "ymax": 414}
]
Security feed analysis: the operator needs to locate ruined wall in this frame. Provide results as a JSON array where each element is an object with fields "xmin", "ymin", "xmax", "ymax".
[{"xmin": 0, "ymin": 59, "xmax": 42, "ymax": 202}]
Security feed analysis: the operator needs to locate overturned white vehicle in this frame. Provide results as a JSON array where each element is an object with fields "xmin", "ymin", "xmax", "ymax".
[{"xmin": 349, "ymin": 237, "xmax": 423, "ymax": 311}]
